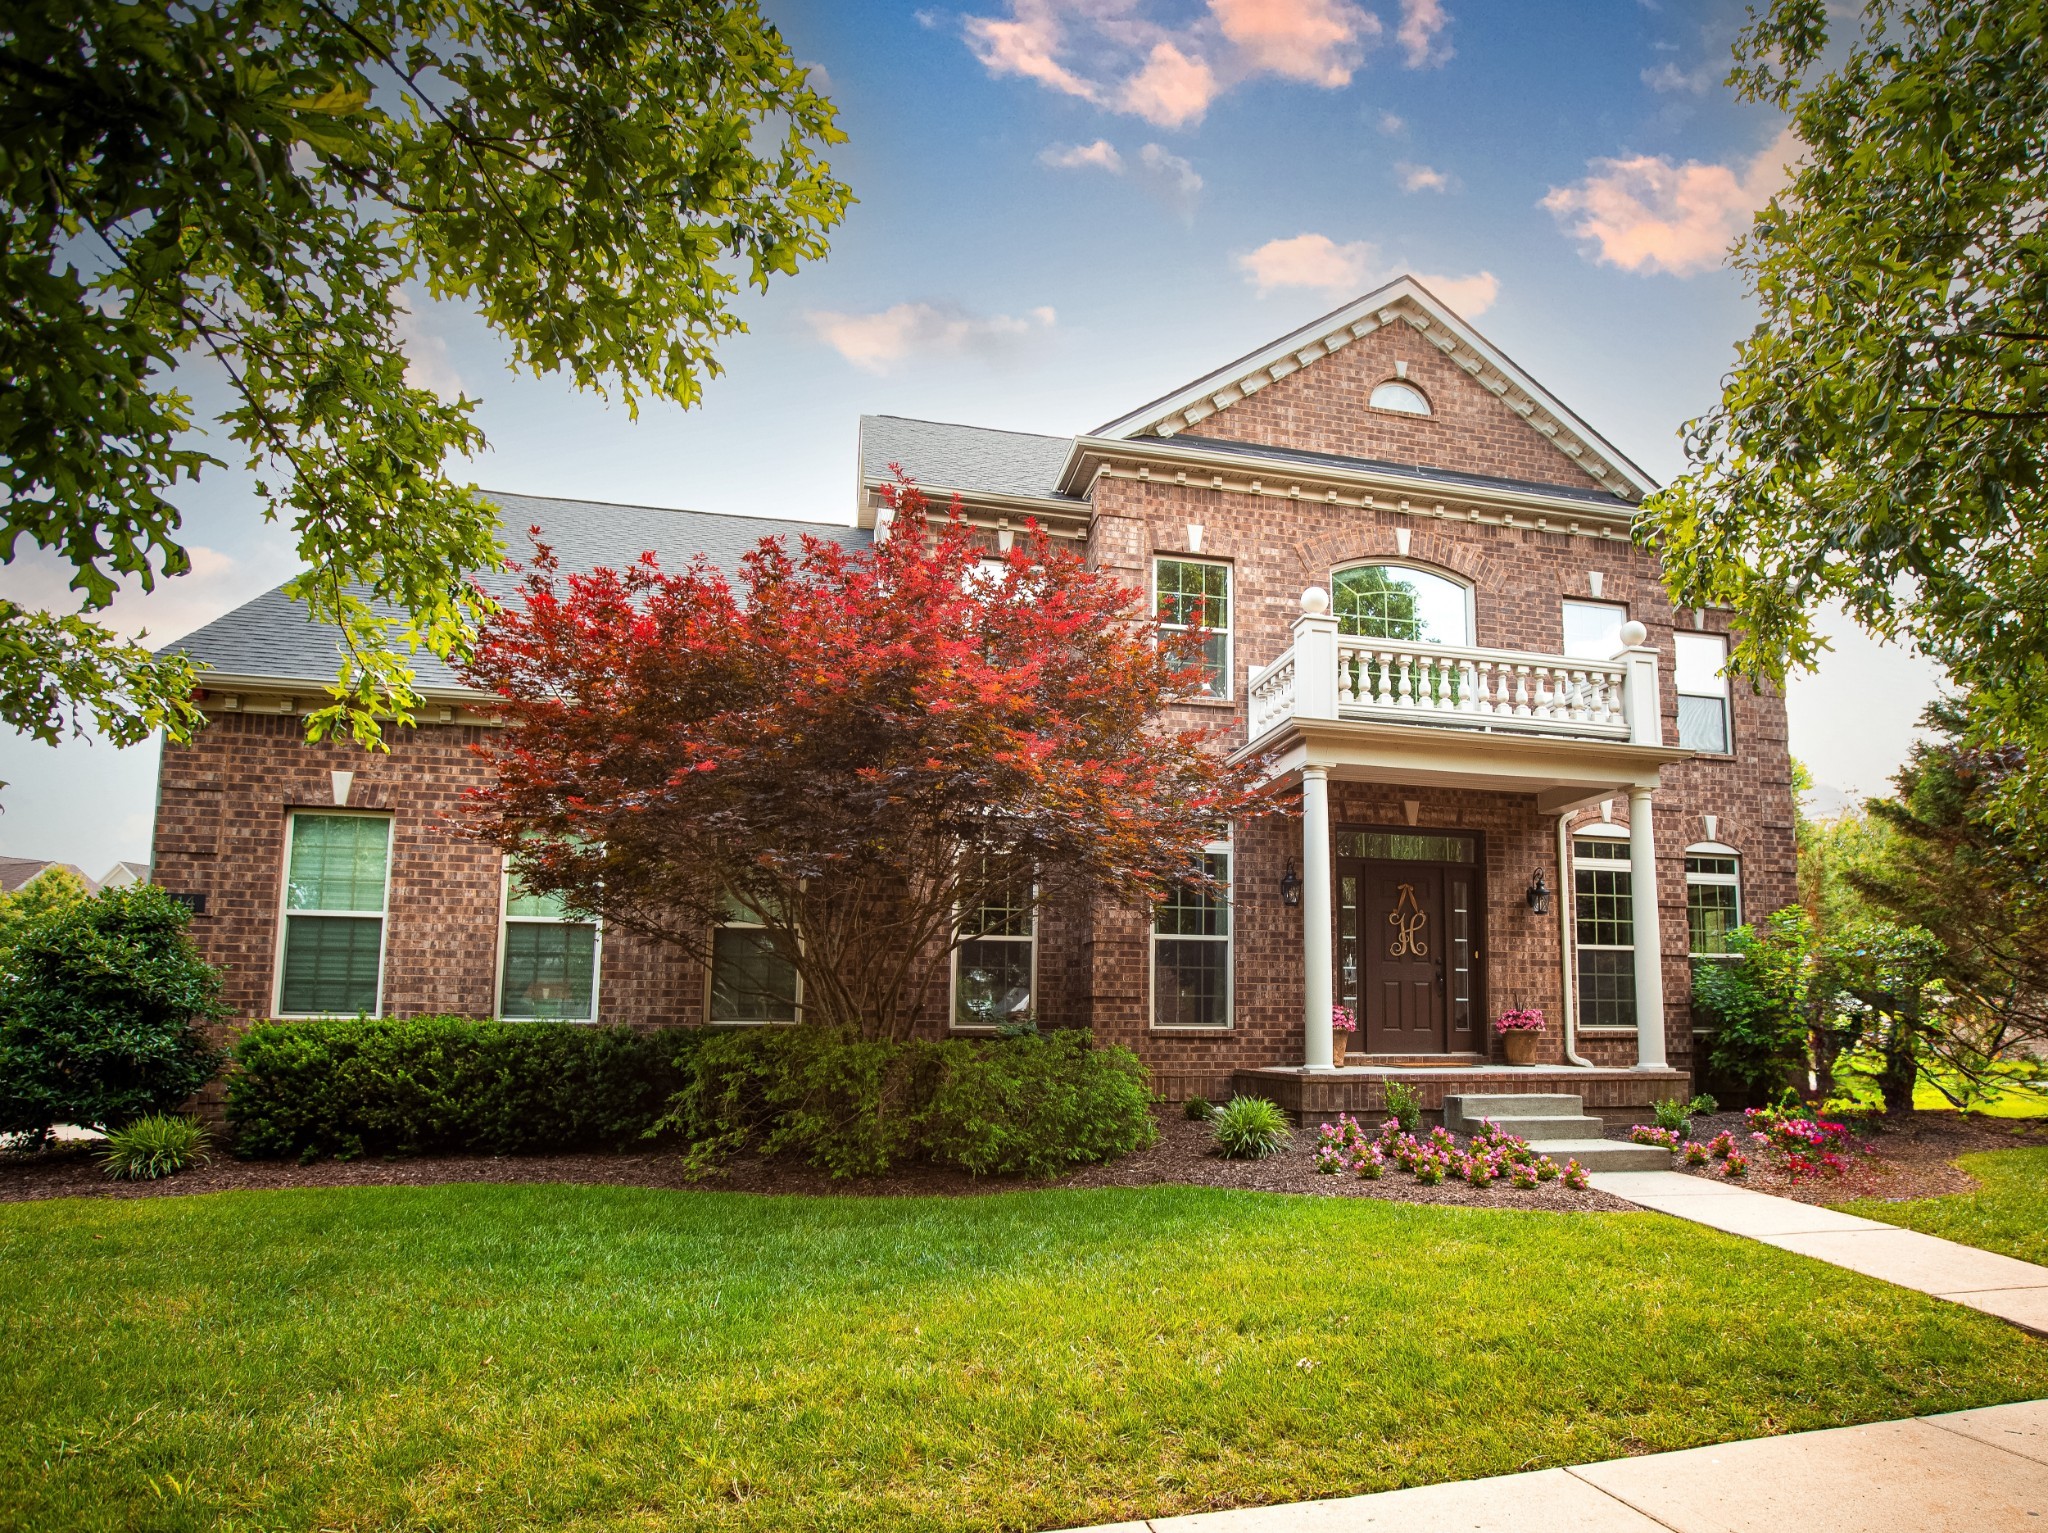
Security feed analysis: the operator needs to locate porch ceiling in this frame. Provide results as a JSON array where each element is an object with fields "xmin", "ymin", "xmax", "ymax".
[{"xmin": 1239, "ymin": 715, "xmax": 1690, "ymax": 814}]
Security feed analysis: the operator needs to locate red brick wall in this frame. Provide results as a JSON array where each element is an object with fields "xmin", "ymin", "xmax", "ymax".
[{"xmin": 1179, "ymin": 319, "xmax": 1609, "ymax": 494}]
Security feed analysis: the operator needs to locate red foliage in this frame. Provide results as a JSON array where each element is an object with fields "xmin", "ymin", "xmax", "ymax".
[{"xmin": 459, "ymin": 474, "xmax": 1269, "ymax": 1038}]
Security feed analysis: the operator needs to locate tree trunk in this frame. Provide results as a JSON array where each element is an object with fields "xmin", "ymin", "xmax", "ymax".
[{"xmin": 1877, "ymin": 992, "xmax": 1921, "ymax": 1116}]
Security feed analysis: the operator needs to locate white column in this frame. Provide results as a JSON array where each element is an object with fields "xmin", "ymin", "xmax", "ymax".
[
  {"xmin": 1627, "ymin": 786, "xmax": 1668, "ymax": 1070},
  {"xmin": 1302, "ymin": 764, "xmax": 1334, "ymax": 1069}
]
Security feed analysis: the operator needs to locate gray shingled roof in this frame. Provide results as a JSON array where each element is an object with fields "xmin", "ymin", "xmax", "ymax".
[
  {"xmin": 859, "ymin": 415, "xmax": 1079, "ymax": 503},
  {"xmin": 165, "ymin": 491, "xmax": 869, "ymax": 691},
  {"xmin": 1176, "ymin": 434, "xmax": 1625, "ymax": 507}
]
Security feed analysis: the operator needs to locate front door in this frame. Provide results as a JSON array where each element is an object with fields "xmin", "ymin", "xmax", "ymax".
[{"xmin": 1335, "ymin": 832, "xmax": 1484, "ymax": 1056}]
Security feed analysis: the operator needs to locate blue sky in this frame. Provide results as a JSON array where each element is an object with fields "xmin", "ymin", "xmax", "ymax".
[{"xmin": 0, "ymin": 0, "xmax": 1939, "ymax": 873}]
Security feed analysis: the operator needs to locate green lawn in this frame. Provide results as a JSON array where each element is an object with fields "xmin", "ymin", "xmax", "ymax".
[
  {"xmin": 1834, "ymin": 1147, "xmax": 2048, "ymax": 1266},
  {"xmin": 6, "ymin": 1185, "xmax": 2045, "ymax": 1533}
]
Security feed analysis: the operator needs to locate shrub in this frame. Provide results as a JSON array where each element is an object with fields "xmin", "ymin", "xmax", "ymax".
[
  {"xmin": 0, "ymin": 884, "xmax": 224, "ymax": 1141},
  {"xmin": 656, "ymin": 1026, "xmax": 1156, "ymax": 1178},
  {"xmin": 1182, "ymin": 1094, "xmax": 1213, "ymax": 1121},
  {"xmin": 1383, "ymin": 1080, "xmax": 1423, "ymax": 1135},
  {"xmin": 226, "ymin": 1017, "xmax": 687, "ymax": 1160},
  {"xmin": 1649, "ymin": 1094, "xmax": 1719, "ymax": 1137},
  {"xmin": 1210, "ymin": 1095, "xmax": 1291, "ymax": 1159},
  {"xmin": 98, "ymin": 1114, "xmax": 210, "ymax": 1180}
]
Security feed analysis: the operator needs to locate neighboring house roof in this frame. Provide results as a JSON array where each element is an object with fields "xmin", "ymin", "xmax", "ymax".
[
  {"xmin": 1089, "ymin": 274, "xmax": 1658, "ymax": 502},
  {"xmin": 98, "ymin": 861, "xmax": 151, "ymax": 888},
  {"xmin": 0, "ymin": 857, "xmax": 94, "ymax": 894},
  {"xmin": 165, "ymin": 491, "xmax": 870, "ymax": 693}
]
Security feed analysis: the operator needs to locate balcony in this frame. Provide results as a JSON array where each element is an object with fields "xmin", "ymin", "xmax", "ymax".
[{"xmin": 1246, "ymin": 590, "xmax": 1665, "ymax": 752}]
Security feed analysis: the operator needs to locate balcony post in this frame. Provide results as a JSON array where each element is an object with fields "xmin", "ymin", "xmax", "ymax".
[
  {"xmin": 1627, "ymin": 785, "xmax": 1669, "ymax": 1070},
  {"xmin": 1301, "ymin": 763, "xmax": 1334, "ymax": 1069},
  {"xmin": 1292, "ymin": 587, "xmax": 1339, "ymax": 721},
  {"xmin": 1615, "ymin": 620, "xmax": 1664, "ymax": 747}
]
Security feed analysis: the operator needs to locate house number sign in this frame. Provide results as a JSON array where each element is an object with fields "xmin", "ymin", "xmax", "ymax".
[{"xmin": 1388, "ymin": 882, "xmax": 1429, "ymax": 957}]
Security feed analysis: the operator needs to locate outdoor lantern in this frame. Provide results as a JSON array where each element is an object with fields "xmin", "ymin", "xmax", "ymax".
[
  {"xmin": 1281, "ymin": 860, "xmax": 1302, "ymax": 908},
  {"xmin": 1526, "ymin": 870, "xmax": 1551, "ymax": 915}
]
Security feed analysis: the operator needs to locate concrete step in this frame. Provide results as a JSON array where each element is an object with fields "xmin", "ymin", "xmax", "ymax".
[
  {"xmin": 1479, "ymin": 1114, "xmax": 1608, "ymax": 1142},
  {"xmin": 1442, "ymin": 1093, "xmax": 1584, "ymax": 1131},
  {"xmin": 1529, "ymin": 1138, "xmax": 1674, "ymax": 1172}
]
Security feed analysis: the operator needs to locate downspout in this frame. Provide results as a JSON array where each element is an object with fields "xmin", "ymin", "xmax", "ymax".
[{"xmin": 1557, "ymin": 812, "xmax": 1594, "ymax": 1068}]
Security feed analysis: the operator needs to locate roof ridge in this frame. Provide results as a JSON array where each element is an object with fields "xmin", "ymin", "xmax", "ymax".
[
  {"xmin": 480, "ymin": 488, "xmax": 855, "ymax": 530},
  {"xmin": 861, "ymin": 415, "xmax": 1076, "ymax": 444}
]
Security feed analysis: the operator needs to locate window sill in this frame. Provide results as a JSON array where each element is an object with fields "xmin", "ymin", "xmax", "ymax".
[
  {"xmin": 1171, "ymin": 695, "xmax": 1238, "ymax": 709},
  {"xmin": 708, "ymin": 1018, "xmax": 800, "ymax": 1028},
  {"xmin": 1149, "ymin": 1025, "xmax": 1234, "ymax": 1035},
  {"xmin": 1576, "ymin": 1026, "xmax": 1639, "ymax": 1036}
]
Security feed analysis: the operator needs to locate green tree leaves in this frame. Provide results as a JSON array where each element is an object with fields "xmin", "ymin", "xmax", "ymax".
[{"xmin": 1, "ymin": 0, "xmax": 851, "ymax": 752}]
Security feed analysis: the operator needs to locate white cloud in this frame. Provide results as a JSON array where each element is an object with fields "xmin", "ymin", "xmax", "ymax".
[
  {"xmin": 1542, "ymin": 125, "xmax": 1800, "ymax": 277},
  {"xmin": 1237, "ymin": 235, "xmax": 1497, "ymax": 315},
  {"xmin": 392, "ymin": 298, "xmax": 464, "ymax": 400},
  {"xmin": 1395, "ymin": 0, "xmax": 1452, "ymax": 68},
  {"xmin": 1040, "ymin": 139, "xmax": 1124, "ymax": 172},
  {"xmin": 1376, "ymin": 109, "xmax": 1407, "ymax": 136},
  {"xmin": 0, "ymin": 541, "xmax": 301, "ymax": 649},
  {"xmin": 1237, "ymin": 233, "xmax": 1379, "ymax": 295},
  {"xmin": 1210, "ymin": 0, "xmax": 1378, "ymax": 87},
  {"xmin": 805, "ymin": 302, "xmax": 1057, "ymax": 374},
  {"xmin": 959, "ymin": 0, "xmax": 1408, "ymax": 128},
  {"xmin": 1138, "ymin": 142, "xmax": 1204, "ymax": 217},
  {"xmin": 1396, "ymin": 161, "xmax": 1454, "ymax": 193},
  {"xmin": 1642, "ymin": 59, "xmax": 1713, "ymax": 94},
  {"xmin": 1117, "ymin": 40, "xmax": 1219, "ymax": 128}
]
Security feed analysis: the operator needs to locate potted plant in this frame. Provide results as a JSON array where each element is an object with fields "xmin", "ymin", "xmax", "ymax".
[
  {"xmin": 1332, "ymin": 1003, "xmax": 1357, "ymax": 1066},
  {"xmin": 1494, "ymin": 1006, "xmax": 1545, "ymax": 1066}
]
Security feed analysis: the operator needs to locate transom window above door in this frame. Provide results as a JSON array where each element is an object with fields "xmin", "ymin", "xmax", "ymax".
[{"xmin": 1332, "ymin": 564, "xmax": 1473, "ymax": 646}]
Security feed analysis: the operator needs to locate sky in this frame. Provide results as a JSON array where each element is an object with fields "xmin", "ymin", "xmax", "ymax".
[{"xmin": 0, "ymin": 0, "xmax": 1943, "ymax": 874}]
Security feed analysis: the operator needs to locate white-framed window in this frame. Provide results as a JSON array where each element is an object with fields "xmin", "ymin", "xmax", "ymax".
[
  {"xmin": 1152, "ymin": 843, "xmax": 1232, "ymax": 1030},
  {"xmin": 1562, "ymin": 599, "xmax": 1630, "ymax": 660},
  {"xmin": 1573, "ymin": 836, "xmax": 1636, "ymax": 1030},
  {"xmin": 1154, "ymin": 557, "xmax": 1232, "ymax": 699},
  {"xmin": 1332, "ymin": 562, "xmax": 1473, "ymax": 646},
  {"xmin": 1674, "ymin": 632, "xmax": 1732, "ymax": 753},
  {"xmin": 497, "ymin": 863, "xmax": 600, "ymax": 1021},
  {"xmin": 1369, "ymin": 380, "xmax": 1432, "ymax": 416},
  {"xmin": 709, "ymin": 893, "xmax": 800, "ymax": 1024},
  {"xmin": 1685, "ymin": 849, "xmax": 1742, "ymax": 957},
  {"xmin": 952, "ymin": 864, "xmax": 1036, "ymax": 1031},
  {"xmin": 276, "ymin": 811, "xmax": 391, "ymax": 1017}
]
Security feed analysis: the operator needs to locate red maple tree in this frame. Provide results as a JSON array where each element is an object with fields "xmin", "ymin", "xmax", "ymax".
[{"xmin": 459, "ymin": 475, "xmax": 1264, "ymax": 1040}]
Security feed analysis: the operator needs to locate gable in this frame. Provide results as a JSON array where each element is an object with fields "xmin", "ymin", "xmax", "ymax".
[{"xmin": 1094, "ymin": 277, "xmax": 1653, "ymax": 502}]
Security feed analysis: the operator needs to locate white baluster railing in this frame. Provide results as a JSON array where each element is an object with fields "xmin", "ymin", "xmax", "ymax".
[
  {"xmin": 1247, "ymin": 646, "xmax": 1298, "ymax": 740},
  {"xmin": 1329, "ymin": 637, "xmax": 1630, "ymax": 738}
]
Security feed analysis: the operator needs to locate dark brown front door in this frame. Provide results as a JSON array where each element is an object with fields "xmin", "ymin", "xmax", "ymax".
[{"xmin": 1359, "ymin": 865, "xmax": 1447, "ymax": 1054}]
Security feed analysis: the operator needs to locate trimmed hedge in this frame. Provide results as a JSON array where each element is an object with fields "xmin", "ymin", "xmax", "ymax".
[
  {"xmin": 225, "ymin": 1017, "xmax": 1158, "ymax": 1177},
  {"xmin": 225, "ymin": 1017, "xmax": 685, "ymax": 1160},
  {"xmin": 664, "ymin": 1026, "xmax": 1157, "ymax": 1178}
]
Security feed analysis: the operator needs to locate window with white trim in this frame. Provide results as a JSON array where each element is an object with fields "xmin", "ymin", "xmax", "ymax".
[
  {"xmin": 1574, "ymin": 837, "xmax": 1636, "ymax": 1029},
  {"xmin": 1562, "ymin": 600, "xmax": 1629, "ymax": 660},
  {"xmin": 1685, "ymin": 853, "xmax": 1742, "ymax": 957},
  {"xmin": 1332, "ymin": 563, "xmax": 1472, "ymax": 645},
  {"xmin": 277, "ymin": 812, "xmax": 391, "ymax": 1016},
  {"xmin": 1369, "ymin": 380, "xmax": 1432, "ymax": 415},
  {"xmin": 499, "ymin": 865, "xmax": 599, "ymax": 1021},
  {"xmin": 1153, "ymin": 845, "xmax": 1231, "ymax": 1030},
  {"xmin": 709, "ymin": 893, "xmax": 800, "ymax": 1024},
  {"xmin": 953, "ymin": 864, "xmax": 1036, "ymax": 1030},
  {"xmin": 1674, "ymin": 632, "xmax": 1732, "ymax": 753},
  {"xmin": 1154, "ymin": 558, "xmax": 1231, "ymax": 698}
]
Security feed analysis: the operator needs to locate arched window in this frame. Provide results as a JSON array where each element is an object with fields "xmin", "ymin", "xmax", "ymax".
[
  {"xmin": 1369, "ymin": 380, "xmax": 1432, "ymax": 415},
  {"xmin": 1332, "ymin": 563, "xmax": 1473, "ymax": 645}
]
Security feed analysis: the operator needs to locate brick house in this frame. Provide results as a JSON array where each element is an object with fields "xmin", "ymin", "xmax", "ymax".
[{"xmin": 158, "ymin": 277, "xmax": 1792, "ymax": 1119}]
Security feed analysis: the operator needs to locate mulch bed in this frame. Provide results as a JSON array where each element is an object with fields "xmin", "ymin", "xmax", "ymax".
[
  {"xmin": 1, "ymin": 1110, "xmax": 1632, "ymax": 1212},
  {"xmin": 1603, "ymin": 1108, "xmax": 2048, "ymax": 1204}
]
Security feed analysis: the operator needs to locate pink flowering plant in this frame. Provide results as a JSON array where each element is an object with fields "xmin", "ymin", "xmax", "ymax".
[
  {"xmin": 1493, "ymin": 1007, "xmax": 1545, "ymax": 1035},
  {"xmin": 1331, "ymin": 1004, "xmax": 1357, "ymax": 1034}
]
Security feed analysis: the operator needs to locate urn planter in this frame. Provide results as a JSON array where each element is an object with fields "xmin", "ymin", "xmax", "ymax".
[{"xmin": 1501, "ymin": 1030, "xmax": 1540, "ymax": 1066}]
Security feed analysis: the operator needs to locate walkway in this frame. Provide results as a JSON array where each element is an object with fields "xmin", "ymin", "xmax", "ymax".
[
  {"xmin": 1586, "ymin": 1169, "xmax": 2048, "ymax": 1336},
  {"xmin": 1062, "ymin": 1399, "xmax": 2048, "ymax": 1530}
]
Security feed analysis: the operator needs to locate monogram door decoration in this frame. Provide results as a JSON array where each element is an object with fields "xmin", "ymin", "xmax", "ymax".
[{"xmin": 1388, "ymin": 882, "xmax": 1429, "ymax": 957}]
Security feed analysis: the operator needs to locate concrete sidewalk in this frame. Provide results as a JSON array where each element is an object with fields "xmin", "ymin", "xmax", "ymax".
[
  {"xmin": 1062, "ymin": 1400, "xmax": 2048, "ymax": 1531},
  {"xmin": 1587, "ymin": 1169, "xmax": 2048, "ymax": 1335}
]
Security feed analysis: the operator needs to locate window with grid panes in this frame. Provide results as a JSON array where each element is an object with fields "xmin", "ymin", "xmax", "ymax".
[
  {"xmin": 1686, "ymin": 854, "xmax": 1742, "ymax": 956},
  {"xmin": 1675, "ymin": 632, "xmax": 1733, "ymax": 753},
  {"xmin": 1332, "ymin": 564, "xmax": 1471, "ymax": 645},
  {"xmin": 1153, "ymin": 848, "xmax": 1231, "ymax": 1029},
  {"xmin": 710, "ymin": 892, "xmax": 800, "ymax": 1023},
  {"xmin": 954, "ymin": 865, "xmax": 1035, "ymax": 1030},
  {"xmin": 499, "ymin": 868, "xmax": 598, "ymax": 1020},
  {"xmin": 1154, "ymin": 558, "xmax": 1231, "ymax": 698},
  {"xmin": 1574, "ymin": 838, "xmax": 1636, "ymax": 1028},
  {"xmin": 277, "ymin": 813, "xmax": 391, "ymax": 1016}
]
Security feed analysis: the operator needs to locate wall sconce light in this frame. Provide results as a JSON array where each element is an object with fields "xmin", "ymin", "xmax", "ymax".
[
  {"xmin": 1281, "ymin": 860, "xmax": 1302, "ymax": 908},
  {"xmin": 1526, "ymin": 870, "xmax": 1552, "ymax": 916}
]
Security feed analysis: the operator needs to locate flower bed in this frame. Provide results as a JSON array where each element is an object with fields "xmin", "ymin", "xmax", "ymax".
[
  {"xmin": 1621, "ymin": 1105, "xmax": 1866, "ymax": 1183},
  {"xmin": 1315, "ymin": 1113, "xmax": 1590, "ymax": 1193}
]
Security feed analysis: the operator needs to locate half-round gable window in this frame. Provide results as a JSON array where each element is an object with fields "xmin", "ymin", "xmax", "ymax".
[
  {"xmin": 1332, "ymin": 563, "xmax": 1472, "ymax": 645},
  {"xmin": 1369, "ymin": 380, "xmax": 1432, "ymax": 416}
]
